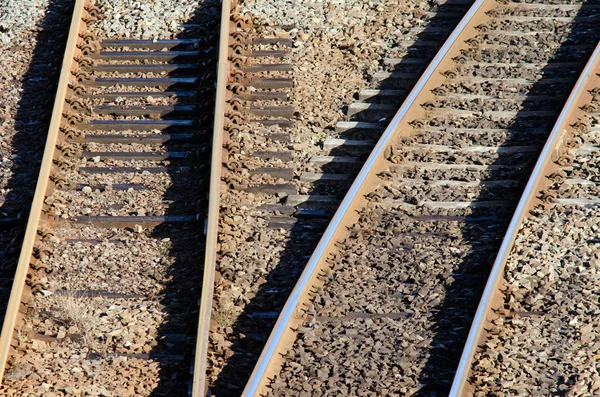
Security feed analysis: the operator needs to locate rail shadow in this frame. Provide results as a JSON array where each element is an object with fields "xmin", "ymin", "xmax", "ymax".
[
  {"xmin": 415, "ymin": 3, "xmax": 600, "ymax": 395},
  {"xmin": 144, "ymin": 1, "xmax": 220, "ymax": 395},
  {"xmin": 210, "ymin": 1, "xmax": 472, "ymax": 395},
  {"xmin": 0, "ymin": 0, "xmax": 74, "ymax": 327}
]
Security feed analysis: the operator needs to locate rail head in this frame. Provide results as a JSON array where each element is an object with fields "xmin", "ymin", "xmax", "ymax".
[
  {"xmin": 192, "ymin": 0, "xmax": 232, "ymax": 396},
  {"xmin": 241, "ymin": 0, "xmax": 497, "ymax": 395},
  {"xmin": 448, "ymin": 40, "xmax": 600, "ymax": 396},
  {"xmin": 0, "ymin": 0, "xmax": 89, "ymax": 385}
]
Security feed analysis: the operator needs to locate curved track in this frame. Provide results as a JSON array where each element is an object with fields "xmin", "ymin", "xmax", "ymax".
[
  {"xmin": 242, "ymin": 0, "xmax": 600, "ymax": 395},
  {"xmin": 5, "ymin": 0, "xmax": 600, "ymax": 395},
  {"xmin": 208, "ymin": 1, "xmax": 472, "ymax": 393},
  {"xmin": 452, "ymin": 35, "xmax": 600, "ymax": 397}
]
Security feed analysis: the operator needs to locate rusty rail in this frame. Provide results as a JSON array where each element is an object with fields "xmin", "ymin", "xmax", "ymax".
[
  {"xmin": 241, "ymin": 0, "xmax": 496, "ymax": 395},
  {"xmin": 449, "ymin": 39, "xmax": 600, "ymax": 397},
  {"xmin": 192, "ymin": 0, "xmax": 232, "ymax": 395},
  {"xmin": 0, "ymin": 0, "xmax": 89, "ymax": 383}
]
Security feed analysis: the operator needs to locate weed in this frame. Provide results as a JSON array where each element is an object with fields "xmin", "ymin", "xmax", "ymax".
[
  {"xmin": 15, "ymin": 329, "xmax": 31, "ymax": 345},
  {"xmin": 52, "ymin": 292, "xmax": 100, "ymax": 347},
  {"xmin": 213, "ymin": 300, "xmax": 238, "ymax": 327}
]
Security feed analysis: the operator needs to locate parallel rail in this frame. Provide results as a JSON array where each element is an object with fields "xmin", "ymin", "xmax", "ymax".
[
  {"xmin": 241, "ymin": 0, "xmax": 496, "ymax": 394},
  {"xmin": 449, "ymin": 39, "xmax": 600, "ymax": 397},
  {"xmin": 4, "ymin": 0, "xmax": 599, "ymax": 394},
  {"xmin": 0, "ymin": 0, "xmax": 226, "ymax": 394},
  {"xmin": 242, "ymin": 0, "xmax": 600, "ymax": 394},
  {"xmin": 194, "ymin": 0, "xmax": 232, "ymax": 394},
  {"xmin": 0, "ymin": 0, "xmax": 89, "ymax": 382}
]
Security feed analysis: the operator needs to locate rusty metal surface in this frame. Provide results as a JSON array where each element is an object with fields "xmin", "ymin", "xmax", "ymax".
[
  {"xmin": 241, "ymin": 0, "xmax": 496, "ymax": 394},
  {"xmin": 449, "ymin": 40, "xmax": 600, "ymax": 397},
  {"xmin": 0, "ymin": 0, "xmax": 88, "ymax": 384},
  {"xmin": 192, "ymin": 0, "xmax": 232, "ymax": 395}
]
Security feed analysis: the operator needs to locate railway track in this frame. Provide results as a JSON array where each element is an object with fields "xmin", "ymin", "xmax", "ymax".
[
  {"xmin": 4, "ymin": 0, "xmax": 600, "ymax": 395},
  {"xmin": 298, "ymin": 0, "xmax": 472, "ymax": 216},
  {"xmin": 241, "ymin": 0, "xmax": 600, "ymax": 395},
  {"xmin": 207, "ymin": 0, "xmax": 474, "ymax": 394},
  {"xmin": 0, "ymin": 0, "xmax": 228, "ymax": 394},
  {"xmin": 452, "ymin": 37, "xmax": 600, "ymax": 396}
]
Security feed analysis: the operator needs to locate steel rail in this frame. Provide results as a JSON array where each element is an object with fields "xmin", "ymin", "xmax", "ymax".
[
  {"xmin": 241, "ymin": 0, "xmax": 496, "ymax": 395},
  {"xmin": 191, "ymin": 0, "xmax": 231, "ymax": 395},
  {"xmin": 0, "ymin": 0, "xmax": 88, "ymax": 384},
  {"xmin": 449, "ymin": 39, "xmax": 600, "ymax": 397}
]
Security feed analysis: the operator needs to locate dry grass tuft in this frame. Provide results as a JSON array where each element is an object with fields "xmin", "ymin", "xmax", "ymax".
[
  {"xmin": 52, "ymin": 292, "xmax": 100, "ymax": 348},
  {"xmin": 213, "ymin": 300, "xmax": 238, "ymax": 327}
]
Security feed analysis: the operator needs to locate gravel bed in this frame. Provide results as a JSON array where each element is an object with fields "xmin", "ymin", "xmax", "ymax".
[
  {"xmin": 89, "ymin": 96, "xmax": 187, "ymax": 106},
  {"xmin": 41, "ymin": 235, "xmax": 174, "ymax": 295},
  {"xmin": 390, "ymin": 164, "xmax": 528, "ymax": 182},
  {"xmin": 48, "ymin": 189, "xmax": 170, "ymax": 217},
  {"xmin": 0, "ymin": 0, "xmax": 74, "ymax": 332},
  {"xmin": 2, "ymin": 220, "xmax": 205, "ymax": 395},
  {"xmin": 435, "ymin": 81, "xmax": 554, "ymax": 97},
  {"xmin": 208, "ymin": 0, "xmax": 452, "ymax": 392},
  {"xmin": 266, "ymin": 2, "xmax": 600, "ymax": 396},
  {"xmin": 403, "ymin": 129, "xmax": 547, "ymax": 147},
  {"xmin": 4, "ymin": 351, "xmax": 163, "ymax": 396},
  {"xmin": 393, "ymin": 147, "xmax": 536, "ymax": 166},
  {"xmin": 469, "ymin": 99, "xmax": 600, "ymax": 394},
  {"xmin": 471, "ymin": 206, "xmax": 600, "ymax": 395},
  {"xmin": 427, "ymin": 97, "xmax": 563, "ymax": 113},
  {"xmin": 92, "ymin": 0, "xmax": 218, "ymax": 39},
  {"xmin": 452, "ymin": 64, "xmax": 571, "ymax": 80},
  {"xmin": 88, "ymin": 85, "xmax": 192, "ymax": 94},
  {"xmin": 421, "ymin": 115, "xmax": 555, "ymax": 130},
  {"xmin": 271, "ymin": 208, "xmax": 498, "ymax": 396},
  {"xmin": 375, "ymin": 181, "xmax": 510, "ymax": 202},
  {"xmin": 75, "ymin": 157, "xmax": 178, "ymax": 169},
  {"xmin": 66, "ymin": 170, "xmax": 173, "ymax": 189}
]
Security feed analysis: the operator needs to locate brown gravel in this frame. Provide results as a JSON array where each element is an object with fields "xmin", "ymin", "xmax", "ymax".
[
  {"xmin": 470, "ymin": 97, "xmax": 600, "ymax": 395},
  {"xmin": 265, "ymin": 2, "xmax": 600, "ymax": 396},
  {"xmin": 0, "ymin": 0, "xmax": 75, "ymax": 331}
]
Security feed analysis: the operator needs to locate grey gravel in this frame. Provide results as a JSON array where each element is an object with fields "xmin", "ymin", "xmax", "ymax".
[
  {"xmin": 470, "ymin": 99, "xmax": 600, "ymax": 395},
  {"xmin": 93, "ymin": 0, "xmax": 207, "ymax": 39},
  {"xmin": 266, "ymin": 2, "xmax": 600, "ymax": 396}
]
